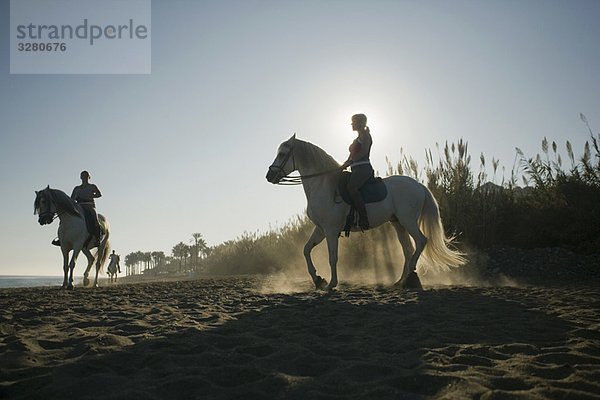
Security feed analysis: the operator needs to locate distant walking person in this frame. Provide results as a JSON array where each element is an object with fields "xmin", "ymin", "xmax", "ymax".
[
  {"xmin": 52, "ymin": 170, "xmax": 103, "ymax": 246},
  {"xmin": 340, "ymin": 113, "xmax": 374, "ymax": 230}
]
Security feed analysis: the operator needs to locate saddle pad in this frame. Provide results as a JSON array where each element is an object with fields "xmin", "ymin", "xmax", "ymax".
[{"xmin": 338, "ymin": 171, "xmax": 388, "ymax": 205}]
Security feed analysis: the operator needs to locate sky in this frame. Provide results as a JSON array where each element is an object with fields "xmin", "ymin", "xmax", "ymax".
[{"xmin": 1, "ymin": 0, "xmax": 599, "ymax": 276}]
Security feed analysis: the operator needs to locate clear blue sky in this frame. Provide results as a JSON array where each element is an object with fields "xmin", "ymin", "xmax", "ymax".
[{"xmin": 1, "ymin": 0, "xmax": 599, "ymax": 276}]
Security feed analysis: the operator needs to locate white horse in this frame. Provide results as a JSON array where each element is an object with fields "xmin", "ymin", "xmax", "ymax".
[
  {"xmin": 34, "ymin": 186, "xmax": 111, "ymax": 289},
  {"xmin": 266, "ymin": 135, "xmax": 466, "ymax": 290},
  {"xmin": 107, "ymin": 252, "xmax": 121, "ymax": 283}
]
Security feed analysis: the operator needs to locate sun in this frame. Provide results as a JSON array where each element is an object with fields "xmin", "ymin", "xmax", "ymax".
[{"xmin": 301, "ymin": 73, "xmax": 413, "ymax": 170}]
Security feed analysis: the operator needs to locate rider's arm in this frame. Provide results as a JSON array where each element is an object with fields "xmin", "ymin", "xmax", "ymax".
[
  {"xmin": 92, "ymin": 185, "xmax": 102, "ymax": 198},
  {"xmin": 71, "ymin": 186, "xmax": 78, "ymax": 200},
  {"xmin": 341, "ymin": 157, "xmax": 352, "ymax": 170}
]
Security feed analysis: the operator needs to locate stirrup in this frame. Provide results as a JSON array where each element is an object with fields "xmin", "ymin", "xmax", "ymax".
[
  {"xmin": 343, "ymin": 209, "xmax": 355, "ymax": 237},
  {"xmin": 359, "ymin": 215, "xmax": 370, "ymax": 231}
]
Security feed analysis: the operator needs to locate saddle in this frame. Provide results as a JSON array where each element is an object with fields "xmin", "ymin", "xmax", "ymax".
[
  {"xmin": 338, "ymin": 171, "xmax": 387, "ymax": 205},
  {"xmin": 338, "ymin": 171, "xmax": 387, "ymax": 236}
]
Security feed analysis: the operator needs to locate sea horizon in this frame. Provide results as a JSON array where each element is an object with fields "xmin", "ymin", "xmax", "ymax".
[{"xmin": 0, "ymin": 275, "xmax": 78, "ymax": 289}]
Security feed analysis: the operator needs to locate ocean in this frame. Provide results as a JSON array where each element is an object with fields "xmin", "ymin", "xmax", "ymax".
[{"xmin": 0, "ymin": 276, "xmax": 70, "ymax": 289}]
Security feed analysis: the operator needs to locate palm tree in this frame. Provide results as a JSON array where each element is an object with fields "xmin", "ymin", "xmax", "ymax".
[
  {"xmin": 134, "ymin": 251, "xmax": 145, "ymax": 274},
  {"xmin": 151, "ymin": 251, "xmax": 165, "ymax": 272},
  {"xmin": 190, "ymin": 233, "xmax": 208, "ymax": 268},
  {"xmin": 125, "ymin": 252, "xmax": 137, "ymax": 276},
  {"xmin": 143, "ymin": 252, "xmax": 153, "ymax": 271},
  {"xmin": 172, "ymin": 242, "xmax": 188, "ymax": 273}
]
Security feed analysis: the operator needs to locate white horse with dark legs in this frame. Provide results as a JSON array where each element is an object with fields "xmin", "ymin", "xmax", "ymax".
[
  {"xmin": 266, "ymin": 135, "xmax": 466, "ymax": 291},
  {"xmin": 34, "ymin": 186, "xmax": 111, "ymax": 289}
]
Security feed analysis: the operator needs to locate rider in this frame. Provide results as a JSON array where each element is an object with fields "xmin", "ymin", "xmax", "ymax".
[
  {"xmin": 109, "ymin": 250, "xmax": 121, "ymax": 273},
  {"xmin": 72, "ymin": 170, "xmax": 103, "ymax": 243},
  {"xmin": 52, "ymin": 170, "xmax": 103, "ymax": 246},
  {"xmin": 340, "ymin": 113, "xmax": 373, "ymax": 230}
]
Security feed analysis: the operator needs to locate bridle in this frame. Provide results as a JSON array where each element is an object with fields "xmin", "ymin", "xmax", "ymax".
[
  {"xmin": 36, "ymin": 190, "xmax": 63, "ymax": 224},
  {"xmin": 268, "ymin": 138, "xmax": 341, "ymax": 185},
  {"xmin": 39, "ymin": 210, "xmax": 60, "ymax": 222}
]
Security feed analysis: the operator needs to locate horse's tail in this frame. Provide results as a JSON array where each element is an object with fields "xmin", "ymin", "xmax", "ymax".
[
  {"xmin": 419, "ymin": 187, "xmax": 466, "ymax": 269},
  {"xmin": 97, "ymin": 217, "xmax": 110, "ymax": 274},
  {"xmin": 98, "ymin": 235, "xmax": 110, "ymax": 274}
]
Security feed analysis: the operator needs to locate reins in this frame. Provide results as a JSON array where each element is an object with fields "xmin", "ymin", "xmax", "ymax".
[
  {"xmin": 41, "ymin": 208, "xmax": 65, "ymax": 222},
  {"xmin": 276, "ymin": 168, "xmax": 341, "ymax": 185}
]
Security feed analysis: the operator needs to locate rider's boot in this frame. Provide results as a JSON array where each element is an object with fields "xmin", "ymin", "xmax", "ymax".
[
  {"xmin": 350, "ymin": 192, "xmax": 370, "ymax": 230},
  {"xmin": 343, "ymin": 207, "xmax": 355, "ymax": 237},
  {"xmin": 95, "ymin": 223, "xmax": 103, "ymax": 244},
  {"xmin": 52, "ymin": 238, "xmax": 61, "ymax": 246}
]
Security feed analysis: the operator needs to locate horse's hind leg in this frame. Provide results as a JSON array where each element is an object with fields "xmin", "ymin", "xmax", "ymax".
[
  {"xmin": 324, "ymin": 230, "xmax": 340, "ymax": 290},
  {"xmin": 93, "ymin": 247, "xmax": 105, "ymax": 288},
  {"xmin": 396, "ymin": 220, "xmax": 426, "ymax": 290},
  {"xmin": 391, "ymin": 222, "xmax": 415, "ymax": 285},
  {"xmin": 82, "ymin": 248, "xmax": 94, "ymax": 287},
  {"xmin": 304, "ymin": 226, "xmax": 327, "ymax": 290}
]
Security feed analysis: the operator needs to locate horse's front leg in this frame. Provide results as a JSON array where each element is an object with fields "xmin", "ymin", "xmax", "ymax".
[
  {"xmin": 303, "ymin": 226, "xmax": 327, "ymax": 290},
  {"xmin": 82, "ymin": 248, "xmax": 94, "ymax": 287},
  {"xmin": 67, "ymin": 248, "xmax": 82, "ymax": 290},
  {"xmin": 325, "ymin": 231, "xmax": 340, "ymax": 291},
  {"xmin": 61, "ymin": 247, "xmax": 70, "ymax": 289}
]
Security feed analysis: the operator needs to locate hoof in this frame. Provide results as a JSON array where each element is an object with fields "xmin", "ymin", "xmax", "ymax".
[
  {"xmin": 67, "ymin": 284, "xmax": 74, "ymax": 291},
  {"xmin": 83, "ymin": 277, "xmax": 90, "ymax": 287},
  {"xmin": 395, "ymin": 272, "xmax": 423, "ymax": 291},
  {"xmin": 314, "ymin": 276, "xmax": 328, "ymax": 290}
]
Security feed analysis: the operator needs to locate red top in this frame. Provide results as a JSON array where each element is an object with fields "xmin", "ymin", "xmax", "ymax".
[{"xmin": 349, "ymin": 139, "xmax": 362, "ymax": 160}]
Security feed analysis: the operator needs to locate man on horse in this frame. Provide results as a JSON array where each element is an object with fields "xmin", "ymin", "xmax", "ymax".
[
  {"xmin": 340, "ymin": 113, "xmax": 373, "ymax": 230},
  {"xmin": 109, "ymin": 250, "xmax": 120, "ymax": 270},
  {"xmin": 52, "ymin": 170, "xmax": 103, "ymax": 246}
]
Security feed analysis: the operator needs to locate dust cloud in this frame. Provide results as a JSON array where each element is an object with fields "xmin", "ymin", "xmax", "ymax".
[{"xmin": 255, "ymin": 225, "xmax": 520, "ymax": 291}]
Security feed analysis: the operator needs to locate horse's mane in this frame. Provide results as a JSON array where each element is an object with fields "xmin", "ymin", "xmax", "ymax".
[
  {"xmin": 295, "ymin": 139, "xmax": 340, "ymax": 170},
  {"xmin": 49, "ymin": 188, "xmax": 80, "ymax": 216},
  {"xmin": 36, "ymin": 187, "xmax": 81, "ymax": 216}
]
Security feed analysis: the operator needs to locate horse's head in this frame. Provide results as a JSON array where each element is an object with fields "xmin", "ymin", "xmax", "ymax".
[
  {"xmin": 34, "ymin": 186, "xmax": 57, "ymax": 225},
  {"xmin": 266, "ymin": 134, "xmax": 297, "ymax": 184}
]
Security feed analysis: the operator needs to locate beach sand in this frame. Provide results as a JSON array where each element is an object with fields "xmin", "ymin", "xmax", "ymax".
[{"xmin": 1, "ymin": 277, "xmax": 599, "ymax": 399}]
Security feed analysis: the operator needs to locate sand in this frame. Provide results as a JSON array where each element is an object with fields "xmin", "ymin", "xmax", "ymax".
[{"xmin": 1, "ymin": 277, "xmax": 599, "ymax": 399}]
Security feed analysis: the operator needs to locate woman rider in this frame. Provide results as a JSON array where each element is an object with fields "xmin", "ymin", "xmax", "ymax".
[{"xmin": 340, "ymin": 113, "xmax": 373, "ymax": 230}]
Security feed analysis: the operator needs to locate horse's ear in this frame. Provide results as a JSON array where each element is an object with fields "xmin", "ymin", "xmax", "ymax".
[
  {"xmin": 46, "ymin": 185, "xmax": 50, "ymax": 189},
  {"xmin": 35, "ymin": 190, "xmax": 38, "ymax": 195},
  {"xmin": 291, "ymin": 133, "xmax": 296, "ymax": 141}
]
